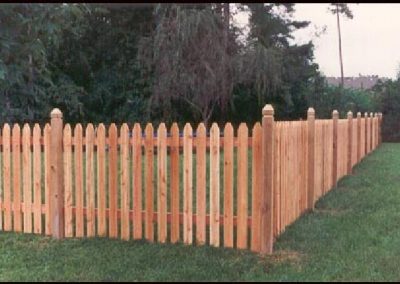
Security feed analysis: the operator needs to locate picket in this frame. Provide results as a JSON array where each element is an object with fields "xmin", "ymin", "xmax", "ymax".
[
  {"xmin": 237, "ymin": 123, "xmax": 248, "ymax": 249},
  {"xmin": 86, "ymin": 124, "xmax": 95, "ymax": 237},
  {"xmin": 183, "ymin": 123, "xmax": 193, "ymax": 245},
  {"xmin": 97, "ymin": 124, "xmax": 107, "ymax": 237},
  {"xmin": 64, "ymin": 124, "xmax": 73, "ymax": 237},
  {"xmin": 109, "ymin": 123, "xmax": 118, "ymax": 238},
  {"xmin": 210, "ymin": 123, "xmax": 220, "ymax": 247},
  {"xmin": 120, "ymin": 123, "xmax": 130, "ymax": 240},
  {"xmin": 3, "ymin": 124, "xmax": 11, "ymax": 231},
  {"xmin": 132, "ymin": 123, "xmax": 142, "ymax": 240},
  {"xmin": 157, "ymin": 123, "xmax": 167, "ymax": 243},
  {"xmin": 75, "ymin": 124, "xmax": 84, "ymax": 237},
  {"xmin": 12, "ymin": 124, "xmax": 22, "ymax": 232},
  {"xmin": 196, "ymin": 123, "xmax": 207, "ymax": 245},
  {"xmin": 223, "ymin": 123, "xmax": 234, "ymax": 248}
]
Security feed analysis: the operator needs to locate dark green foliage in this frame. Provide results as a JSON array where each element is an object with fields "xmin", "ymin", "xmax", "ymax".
[
  {"xmin": 373, "ymin": 79, "xmax": 400, "ymax": 142},
  {"xmin": 0, "ymin": 3, "xmax": 384, "ymax": 127}
]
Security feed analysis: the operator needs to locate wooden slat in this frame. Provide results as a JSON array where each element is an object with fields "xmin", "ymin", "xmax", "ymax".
[
  {"xmin": 3, "ymin": 124, "xmax": 11, "ymax": 231},
  {"xmin": 64, "ymin": 124, "xmax": 73, "ymax": 237},
  {"xmin": 183, "ymin": 123, "xmax": 193, "ymax": 244},
  {"xmin": 132, "ymin": 123, "xmax": 142, "ymax": 240},
  {"xmin": 157, "ymin": 123, "xmax": 167, "ymax": 243},
  {"xmin": 33, "ymin": 124, "xmax": 42, "ymax": 234},
  {"xmin": 144, "ymin": 123, "xmax": 154, "ymax": 242},
  {"xmin": 170, "ymin": 123, "xmax": 180, "ymax": 243},
  {"xmin": 44, "ymin": 124, "xmax": 51, "ymax": 235},
  {"xmin": 86, "ymin": 124, "xmax": 95, "ymax": 237},
  {"xmin": 109, "ymin": 123, "xmax": 118, "ymax": 238},
  {"xmin": 237, "ymin": 123, "xmax": 248, "ymax": 249},
  {"xmin": 251, "ymin": 123, "xmax": 262, "ymax": 252},
  {"xmin": 120, "ymin": 123, "xmax": 130, "ymax": 240},
  {"xmin": 74, "ymin": 124, "xmax": 84, "ymax": 237},
  {"xmin": 223, "ymin": 123, "xmax": 233, "ymax": 248},
  {"xmin": 12, "ymin": 124, "xmax": 22, "ymax": 232},
  {"xmin": 196, "ymin": 123, "xmax": 207, "ymax": 245},
  {"xmin": 210, "ymin": 123, "xmax": 220, "ymax": 247},
  {"xmin": 97, "ymin": 124, "xmax": 106, "ymax": 237}
]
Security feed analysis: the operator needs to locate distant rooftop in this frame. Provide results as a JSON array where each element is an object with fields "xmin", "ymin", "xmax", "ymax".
[{"xmin": 326, "ymin": 75, "xmax": 389, "ymax": 90}]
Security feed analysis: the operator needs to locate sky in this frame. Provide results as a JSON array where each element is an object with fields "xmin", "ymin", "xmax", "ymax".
[{"xmin": 235, "ymin": 4, "xmax": 400, "ymax": 79}]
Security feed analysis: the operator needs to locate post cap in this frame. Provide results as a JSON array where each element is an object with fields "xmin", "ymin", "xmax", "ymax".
[
  {"xmin": 364, "ymin": 112, "xmax": 368, "ymax": 117},
  {"xmin": 262, "ymin": 104, "xmax": 274, "ymax": 116},
  {"xmin": 332, "ymin": 110, "xmax": 339, "ymax": 118},
  {"xmin": 370, "ymin": 112, "xmax": 373, "ymax": 117},
  {"xmin": 50, "ymin": 108, "xmax": 63, "ymax": 119},
  {"xmin": 307, "ymin": 107, "xmax": 315, "ymax": 118},
  {"xmin": 347, "ymin": 111, "xmax": 353, "ymax": 118},
  {"xmin": 357, "ymin": 112, "xmax": 361, "ymax": 117}
]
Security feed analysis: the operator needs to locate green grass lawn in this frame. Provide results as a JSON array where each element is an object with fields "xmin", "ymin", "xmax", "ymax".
[{"xmin": 1, "ymin": 143, "xmax": 399, "ymax": 281}]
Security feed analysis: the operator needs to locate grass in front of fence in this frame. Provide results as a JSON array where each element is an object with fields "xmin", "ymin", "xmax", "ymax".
[{"xmin": 0, "ymin": 143, "xmax": 398, "ymax": 281}]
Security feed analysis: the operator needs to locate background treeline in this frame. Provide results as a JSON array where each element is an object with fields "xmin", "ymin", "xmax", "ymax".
[{"xmin": 0, "ymin": 3, "xmax": 398, "ymax": 141}]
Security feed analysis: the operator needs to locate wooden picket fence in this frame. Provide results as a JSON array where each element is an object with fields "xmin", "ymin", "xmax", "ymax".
[{"xmin": 0, "ymin": 106, "xmax": 382, "ymax": 254}]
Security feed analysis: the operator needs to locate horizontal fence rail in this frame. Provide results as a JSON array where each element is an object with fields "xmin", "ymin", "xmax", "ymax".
[{"xmin": 0, "ymin": 107, "xmax": 382, "ymax": 254}]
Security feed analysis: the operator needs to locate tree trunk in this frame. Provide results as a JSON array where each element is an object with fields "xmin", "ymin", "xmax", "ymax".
[{"xmin": 336, "ymin": 3, "xmax": 344, "ymax": 88}]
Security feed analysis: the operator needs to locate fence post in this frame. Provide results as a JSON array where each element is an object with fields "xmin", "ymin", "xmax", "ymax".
[
  {"xmin": 369, "ymin": 112, "xmax": 373, "ymax": 152},
  {"xmin": 260, "ymin": 104, "xmax": 274, "ymax": 255},
  {"xmin": 378, "ymin": 112, "xmax": 383, "ymax": 145},
  {"xmin": 364, "ymin": 112, "xmax": 368, "ymax": 154},
  {"xmin": 50, "ymin": 108, "xmax": 64, "ymax": 239},
  {"xmin": 357, "ymin": 112, "xmax": 361, "ymax": 162},
  {"xmin": 307, "ymin": 107, "xmax": 315, "ymax": 210},
  {"xmin": 347, "ymin": 111, "xmax": 353, "ymax": 174},
  {"xmin": 332, "ymin": 110, "xmax": 339, "ymax": 187}
]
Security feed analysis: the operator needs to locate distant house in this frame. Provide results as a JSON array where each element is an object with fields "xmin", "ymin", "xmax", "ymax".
[{"xmin": 326, "ymin": 75, "xmax": 388, "ymax": 90}]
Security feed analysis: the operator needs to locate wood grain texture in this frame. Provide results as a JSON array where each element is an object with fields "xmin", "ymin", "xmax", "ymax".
[
  {"xmin": 196, "ymin": 123, "xmax": 207, "ymax": 245},
  {"xmin": 63, "ymin": 124, "xmax": 73, "ymax": 237},
  {"xmin": 209, "ymin": 123, "xmax": 220, "ymax": 247},
  {"xmin": 170, "ymin": 123, "xmax": 180, "ymax": 243},
  {"xmin": 132, "ymin": 123, "xmax": 142, "ymax": 240},
  {"xmin": 157, "ymin": 123, "xmax": 167, "ymax": 243},
  {"xmin": 183, "ymin": 123, "xmax": 193, "ymax": 245}
]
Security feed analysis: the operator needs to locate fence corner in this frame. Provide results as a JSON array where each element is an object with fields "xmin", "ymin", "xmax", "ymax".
[
  {"xmin": 307, "ymin": 107, "xmax": 315, "ymax": 210},
  {"xmin": 260, "ymin": 104, "xmax": 274, "ymax": 255}
]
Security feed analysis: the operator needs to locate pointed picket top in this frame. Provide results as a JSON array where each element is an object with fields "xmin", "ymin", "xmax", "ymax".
[
  {"xmin": 238, "ymin": 122, "xmax": 248, "ymax": 136},
  {"xmin": 74, "ymin": 123, "xmax": 83, "ymax": 133},
  {"xmin": 183, "ymin": 123, "xmax": 192, "ymax": 134},
  {"xmin": 197, "ymin": 122, "xmax": 206, "ymax": 135},
  {"xmin": 210, "ymin": 122, "xmax": 219, "ymax": 136},
  {"xmin": 86, "ymin": 123, "xmax": 95, "ymax": 138},
  {"xmin": 145, "ymin": 123, "xmax": 153, "ymax": 137},
  {"xmin": 252, "ymin": 122, "xmax": 262, "ymax": 133},
  {"xmin": 171, "ymin": 122, "xmax": 179, "ymax": 135},
  {"xmin": 158, "ymin": 123, "xmax": 167, "ymax": 136},
  {"xmin": 63, "ymin": 123, "xmax": 71, "ymax": 143},
  {"xmin": 3, "ymin": 123, "xmax": 10, "ymax": 133},
  {"xmin": 133, "ymin": 123, "xmax": 141, "ymax": 138},
  {"xmin": 120, "ymin": 123, "xmax": 129, "ymax": 145},
  {"xmin": 224, "ymin": 122, "xmax": 233, "ymax": 137},
  {"xmin": 22, "ymin": 123, "xmax": 30, "ymax": 133},
  {"xmin": 12, "ymin": 123, "xmax": 21, "ymax": 133},
  {"xmin": 33, "ymin": 124, "xmax": 41, "ymax": 142},
  {"xmin": 109, "ymin": 123, "xmax": 118, "ymax": 137},
  {"xmin": 97, "ymin": 123, "xmax": 105, "ymax": 137},
  {"xmin": 44, "ymin": 123, "xmax": 51, "ymax": 132}
]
